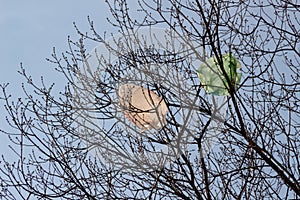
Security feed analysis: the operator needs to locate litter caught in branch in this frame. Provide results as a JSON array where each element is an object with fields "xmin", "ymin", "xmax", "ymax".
[
  {"xmin": 118, "ymin": 84, "xmax": 168, "ymax": 131},
  {"xmin": 197, "ymin": 53, "xmax": 242, "ymax": 96}
]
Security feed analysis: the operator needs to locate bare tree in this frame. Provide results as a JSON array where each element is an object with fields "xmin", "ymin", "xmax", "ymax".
[{"xmin": 1, "ymin": 0, "xmax": 299, "ymax": 199}]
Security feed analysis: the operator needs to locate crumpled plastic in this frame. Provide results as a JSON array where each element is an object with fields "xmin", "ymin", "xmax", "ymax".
[
  {"xmin": 118, "ymin": 84, "xmax": 168, "ymax": 131},
  {"xmin": 197, "ymin": 53, "xmax": 242, "ymax": 96}
]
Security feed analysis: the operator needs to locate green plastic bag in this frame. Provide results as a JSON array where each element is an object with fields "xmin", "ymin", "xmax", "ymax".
[{"xmin": 197, "ymin": 53, "xmax": 242, "ymax": 96}]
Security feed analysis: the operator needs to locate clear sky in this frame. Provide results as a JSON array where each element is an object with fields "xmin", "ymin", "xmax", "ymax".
[{"xmin": 0, "ymin": 0, "xmax": 113, "ymax": 160}]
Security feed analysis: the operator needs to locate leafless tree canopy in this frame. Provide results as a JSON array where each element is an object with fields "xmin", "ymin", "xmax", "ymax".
[{"xmin": 0, "ymin": 0, "xmax": 299, "ymax": 199}]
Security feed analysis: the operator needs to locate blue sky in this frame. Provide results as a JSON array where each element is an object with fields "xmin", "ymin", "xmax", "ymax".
[
  {"xmin": 0, "ymin": 0, "xmax": 112, "ymax": 82},
  {"xmin": 0, "ymin": 0, "xmax": 113, "ymax": 160}
]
